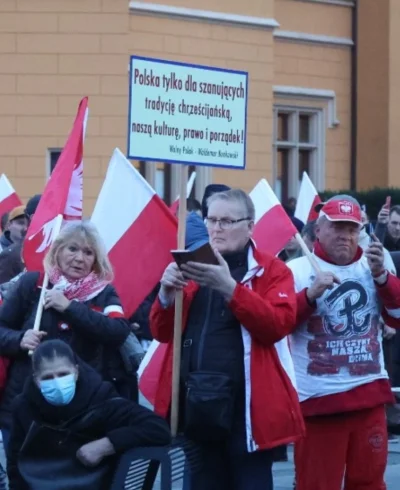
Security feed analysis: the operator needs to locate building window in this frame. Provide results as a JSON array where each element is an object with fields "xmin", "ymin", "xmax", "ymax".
[
  {"xmin": 273, "ymin": 108, "xmax": 324, "ymax": 204},
  {"xmin": 47, "ymin": 148, "xmax": 62, "ymax": 176},
  {"xmin": 154, "ymin": 163, "xmax": 172, "ymax": 204}
]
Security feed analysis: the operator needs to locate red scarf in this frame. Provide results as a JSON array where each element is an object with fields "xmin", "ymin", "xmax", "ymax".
[
  {"xmin": 314, "ymin": 240, "xmax": 363, "ymax": 265},
  {"xmin": 47, "ymin": 267, "xmax": 110, "ymax": 302}
]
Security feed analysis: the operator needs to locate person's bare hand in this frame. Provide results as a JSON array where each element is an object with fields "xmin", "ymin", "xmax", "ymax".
[
  {"xmin": 160, "ymin": 262, "xmax": 188, "ymax": 297},
  {"xmin": 181, "ymin": 249, "xmax": 236, "ymax": 301},
  {"xmin": 377, "ymin": 206, "xmax": 389, "ymax": 225},
  {"xmin": 383, "ymin": 325, "xmax": 396, "ymax": 340},
  {"xmin": 306, "ymin": 272, "xmax": 341, "ymax": 303},
  {"xmin": 20, "ymin": 330, "xmax": 47, "ymax": 351},
  {"xmin": 365, "ymin": 234, "xmax": 385, "ymax": 277},
  {"xmin": 76, "ymin": 438, "xmax": 115, "ymax": 468},
  {"xmin": 44, "ymin": 289, "xmax": 70, "ymax": 312}
]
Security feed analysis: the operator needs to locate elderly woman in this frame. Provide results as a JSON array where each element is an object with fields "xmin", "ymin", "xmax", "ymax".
[{"xmin": 0, "ymin": 221, "xmax": 131, "ymax": 450}]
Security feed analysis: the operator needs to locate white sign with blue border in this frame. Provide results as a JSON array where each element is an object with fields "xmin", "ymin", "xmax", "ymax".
[{"xmin": 128, "ymin": 56, "xmax": 248, "ymax": 169}]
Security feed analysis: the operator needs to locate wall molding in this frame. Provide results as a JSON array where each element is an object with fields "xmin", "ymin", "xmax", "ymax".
[
  {"xmin": 129, "ymin": 2, "xmax": 279, "ymax": 29},
  {"xmin": 296, "ymin": 0, "xmax": 355, "ymax": 7},
  {"xmin": 274, "ymin": 30, "xmax": 353, "ymax": 47},
  {"xmin": 273, "ymin": 86, "xmax": 340, "ymax": 128}
]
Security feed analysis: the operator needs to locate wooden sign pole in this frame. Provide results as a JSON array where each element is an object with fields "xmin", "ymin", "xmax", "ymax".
[{"xmin": 170, "ymin": 164, "xmax": 188, "ymax": 437}]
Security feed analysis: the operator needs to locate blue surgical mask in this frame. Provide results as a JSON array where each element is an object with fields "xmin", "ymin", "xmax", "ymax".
[{"xmin": 39, "ymin": 374, "xmax": 76, "ymax": 406}]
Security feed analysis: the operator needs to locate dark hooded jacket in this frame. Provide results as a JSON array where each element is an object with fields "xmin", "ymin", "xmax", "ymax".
[
  {"xmin": 0, "ymin": 272, "xmax": 132, "ymax": 429},
  {"xmin": 7, "ymin": 361, "xmax": 171, "ymax": 490},
  {"xmin": 0, "ymin": 232, "xmax": 12, "ymax": 252},
  {"xmin": 0, "ymin": 243, "xmax": 24, "ymax": 285}
]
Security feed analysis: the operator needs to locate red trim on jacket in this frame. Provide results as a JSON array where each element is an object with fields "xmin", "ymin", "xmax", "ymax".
[{"xmin": 150, "ymin": 247, "xmax": 305, "ymax": 451}]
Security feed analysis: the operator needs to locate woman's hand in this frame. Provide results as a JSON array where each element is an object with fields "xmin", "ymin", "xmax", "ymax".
[
  {"xmin": 44, "ymin": 289, "xmax": 71, "ymax": 312},
  {"xmin": 76, "ymin": 438, "xmax": 115, "ymax": 467},
  {"xmin": 20, "ymin": 330, "xmax": 47, "ymax": 351}
]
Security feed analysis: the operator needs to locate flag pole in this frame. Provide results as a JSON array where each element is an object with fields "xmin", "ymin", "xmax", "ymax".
[
  {"xmin": 29, "ymin": 213, "xmax": 64, "ymax": 355},
  {"xmin": 170, "ymin": 165, "xmax": 188, "ymax": 437},
  {"xmin": 295, "ymin": 232, "xmax": 321, "ymax": 273}
]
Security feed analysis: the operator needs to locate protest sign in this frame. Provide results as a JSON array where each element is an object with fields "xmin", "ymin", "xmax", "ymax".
[{"xmin": 128, "ymin": 56, "xmax": 248, "ymax": 169}]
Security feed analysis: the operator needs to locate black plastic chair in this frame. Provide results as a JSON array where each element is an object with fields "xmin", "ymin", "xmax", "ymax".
[{"xmin": 110, "ymin": 436, "xmax": 202, "ymax": 490}]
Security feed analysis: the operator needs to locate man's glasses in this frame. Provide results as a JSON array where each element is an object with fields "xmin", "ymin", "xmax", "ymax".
[{"xmin": 205, "ymin": 217, "xmax": 251, "ymax": 230}]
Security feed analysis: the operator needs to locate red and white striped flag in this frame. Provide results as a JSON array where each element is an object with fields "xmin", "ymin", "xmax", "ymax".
[
  {"xmin": 295, "ymin": 172, "xmax": 321, "ymax": 223},
  {"xmin": 169, "ymin": 171, "xmax": 197, "ymax": 215},
  {"xmin": 0, "ymin": 174, "xmax": 22, "ymax": 222},
  {"xmin": 23, "ymin": 97, "xmax": 88, "ymax": 272},
  {"xmin": 250, "ymin": 179, "xmax": 298, "ymax": 255},
  {"xmin": 91, "ymin": 148, "xmax": 177, "ymax": 318}
]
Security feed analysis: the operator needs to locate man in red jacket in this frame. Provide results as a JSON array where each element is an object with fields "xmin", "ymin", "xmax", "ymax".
[
  {"xmin": 150, "ymin": 188, "xmax": 304, "ymax": 490},
  {"xmin": 288, "ymin": 195, "xmax": 400, "ymax": 490}
]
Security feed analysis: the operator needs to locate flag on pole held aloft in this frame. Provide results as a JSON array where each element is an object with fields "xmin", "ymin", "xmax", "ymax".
[
  {"xmin": 250, "ymin": 179, "xmax": 298, "ymax": 255},
  {"xmin": 295, "ymin": 172, "xmax": 321, "ymax": 224},
  {"xmin": 169, "ymin": 171, "xmax": 197, "ymax": 215},
  {"xmin": 0, "ymin": 174, "xmax": 22, "ymax": 220},
  {"xmin": 91, "ymin": 148, "xmax": 177, "ymax": 318},
  {"xmin": 23, "ymin": 97, "xmax": 88, "ymax": 272}
]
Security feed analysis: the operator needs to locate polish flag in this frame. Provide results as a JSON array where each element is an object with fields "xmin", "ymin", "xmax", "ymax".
[
  {"xmin": 91, "ymin": 148, "xmax": 177, "ymax": 318},
  {"xmin": 138, "ymin": 340, "xmax": 167, "ymax": 406},
  {"xmin": 23, "ymin": 97, "xmax": 88, "ymax": 272},
  {"xmin": 169, "ymin": 171, "xmax": 197, "ymax": 215},
  {"xmin": 0, "ymin": 174, "xmax": 22, "ymax": 221},
  {"xmin": 295, "ymin": 172, "xmax": 321, "ymax": 223},
  {"xmin": 250, "ymin": 179, "xmax": 298, "ymax": 255}
]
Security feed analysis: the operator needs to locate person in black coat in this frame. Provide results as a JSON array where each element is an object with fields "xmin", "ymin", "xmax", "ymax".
[
  {"xmin": 7, "ymin": 340, "xmax": 171, "ymax": 490},
  {"xmin": 0, "ymin": 221, "xmax": 133, "ymax": 448}
]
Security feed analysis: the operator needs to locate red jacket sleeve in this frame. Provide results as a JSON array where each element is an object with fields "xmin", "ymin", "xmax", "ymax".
[
  {"xmin": 228, "ymin": 258, "xmax": 297, "ymax": 346},
  {"xmin": 149, "ymin": 296, "xmax": 176, "ymax": 344},
  {"xmin": 376, "ymin": 273, "xmax": 400, "ymax": 329},
  {"xmin": 295, "ymin": 289, "xmax": 316, "ymax": 327}
]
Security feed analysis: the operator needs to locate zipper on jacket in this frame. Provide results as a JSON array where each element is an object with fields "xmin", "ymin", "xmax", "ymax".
[{"xmin": 196, "ymin": 289, "xmax": 213, "ymax": 370}]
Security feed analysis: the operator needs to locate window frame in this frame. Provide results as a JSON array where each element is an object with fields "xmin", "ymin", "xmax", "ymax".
[
  {"xmin": 273, "ymin": 105, "xmax": 325, "ymax": 201},
  {"xmin": 46, "ymin": 148, "xmax": 63, "ymax": 179}
]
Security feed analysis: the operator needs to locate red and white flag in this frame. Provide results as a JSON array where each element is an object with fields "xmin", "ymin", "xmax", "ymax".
[
  {"xmin": 23, "ymin": 97, "xmax": 88, "ymax": 272},
  {"xmin": 138, "ymin": 340, "xmax": 167, "ymax": 406},
  {"xmin": 91, "ymin": 148, "xmax": 177, "ymax": 318},
  {"xmin": 169, "ymin": 171, "xmax": 197, "ymax": 215},
  {"xmin": 295, "ymin": 172, "xmax": 321, "ymax": 223},
  {"xmin": 0, "ymin": 174, "xmax": 22, "ymax": 220},
  {"xmin": 250, "ymin": 179, "xmax": 298, "ymax": 255}
]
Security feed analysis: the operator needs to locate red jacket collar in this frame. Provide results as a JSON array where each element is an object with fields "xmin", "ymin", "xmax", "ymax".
[{"xmin": 314, "ymin": 240, "xmax": 363, "ymax": 265}]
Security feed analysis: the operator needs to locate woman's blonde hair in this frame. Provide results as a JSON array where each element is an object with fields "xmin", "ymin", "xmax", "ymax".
[{"xmin": 43, "ymin": 220, "xmax": 114, "ymax": 281}]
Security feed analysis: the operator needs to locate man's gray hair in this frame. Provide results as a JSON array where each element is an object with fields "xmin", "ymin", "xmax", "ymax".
[{"xmin": 207, "ymin": 188, "xmax": 255, "ymax": 221}]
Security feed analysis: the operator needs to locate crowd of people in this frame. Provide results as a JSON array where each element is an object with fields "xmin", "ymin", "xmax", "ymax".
[{"xmin": 0, "ymin": 186, "xmax": 399, "ymax": 489}]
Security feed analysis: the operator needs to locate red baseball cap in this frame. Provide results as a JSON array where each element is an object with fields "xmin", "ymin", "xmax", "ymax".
[{"xmin": 318, "ymin": 197, "xmax": 362, "ymax": 225}]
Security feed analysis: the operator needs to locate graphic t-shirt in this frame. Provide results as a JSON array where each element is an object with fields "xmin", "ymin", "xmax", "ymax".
[{"xmin": 288, "ymin": 255, "xmax": 387, "ymax": 402}]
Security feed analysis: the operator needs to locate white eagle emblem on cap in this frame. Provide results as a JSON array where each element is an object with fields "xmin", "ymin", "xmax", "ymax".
[{"xmin": 339, "ymin": 201, "xmax": 353, "ymax": 214}]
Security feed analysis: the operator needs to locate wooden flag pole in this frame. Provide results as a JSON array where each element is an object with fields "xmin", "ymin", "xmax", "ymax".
[
  {"xmin": 294, "ymin": 232, "xmax": 322, "ymax": 273},
  {"xmin": 170, "ymin": 165, "xmax": 188, "ymax": 437},
  {"xmin": 28, "ymin": 213, "xmax": 64, "ymax": 356}
]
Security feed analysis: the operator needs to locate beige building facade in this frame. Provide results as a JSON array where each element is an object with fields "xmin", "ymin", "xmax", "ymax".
[{"xmin": 0, "ymin": 0, "xmax": 398, "ymax": 213}]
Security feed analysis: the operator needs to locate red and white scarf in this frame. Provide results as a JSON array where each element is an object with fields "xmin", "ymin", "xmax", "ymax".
[{"xmin": 48, "ymin": 267, "xmax": 110, "ymax": 302}]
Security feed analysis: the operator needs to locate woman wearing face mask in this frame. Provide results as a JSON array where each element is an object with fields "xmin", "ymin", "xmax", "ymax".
[
  {"xmin": 0, "ymin": 221, "xmax": 133, "ymax": 451},
  {"xmin": 6, "ymin": 340, "xmax": 170, "ymax": 490}
]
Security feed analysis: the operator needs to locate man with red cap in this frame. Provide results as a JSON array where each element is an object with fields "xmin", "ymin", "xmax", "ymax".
[{"xmin": 288, "ymin": 195, "xmax": 400, "ymax": 490}]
